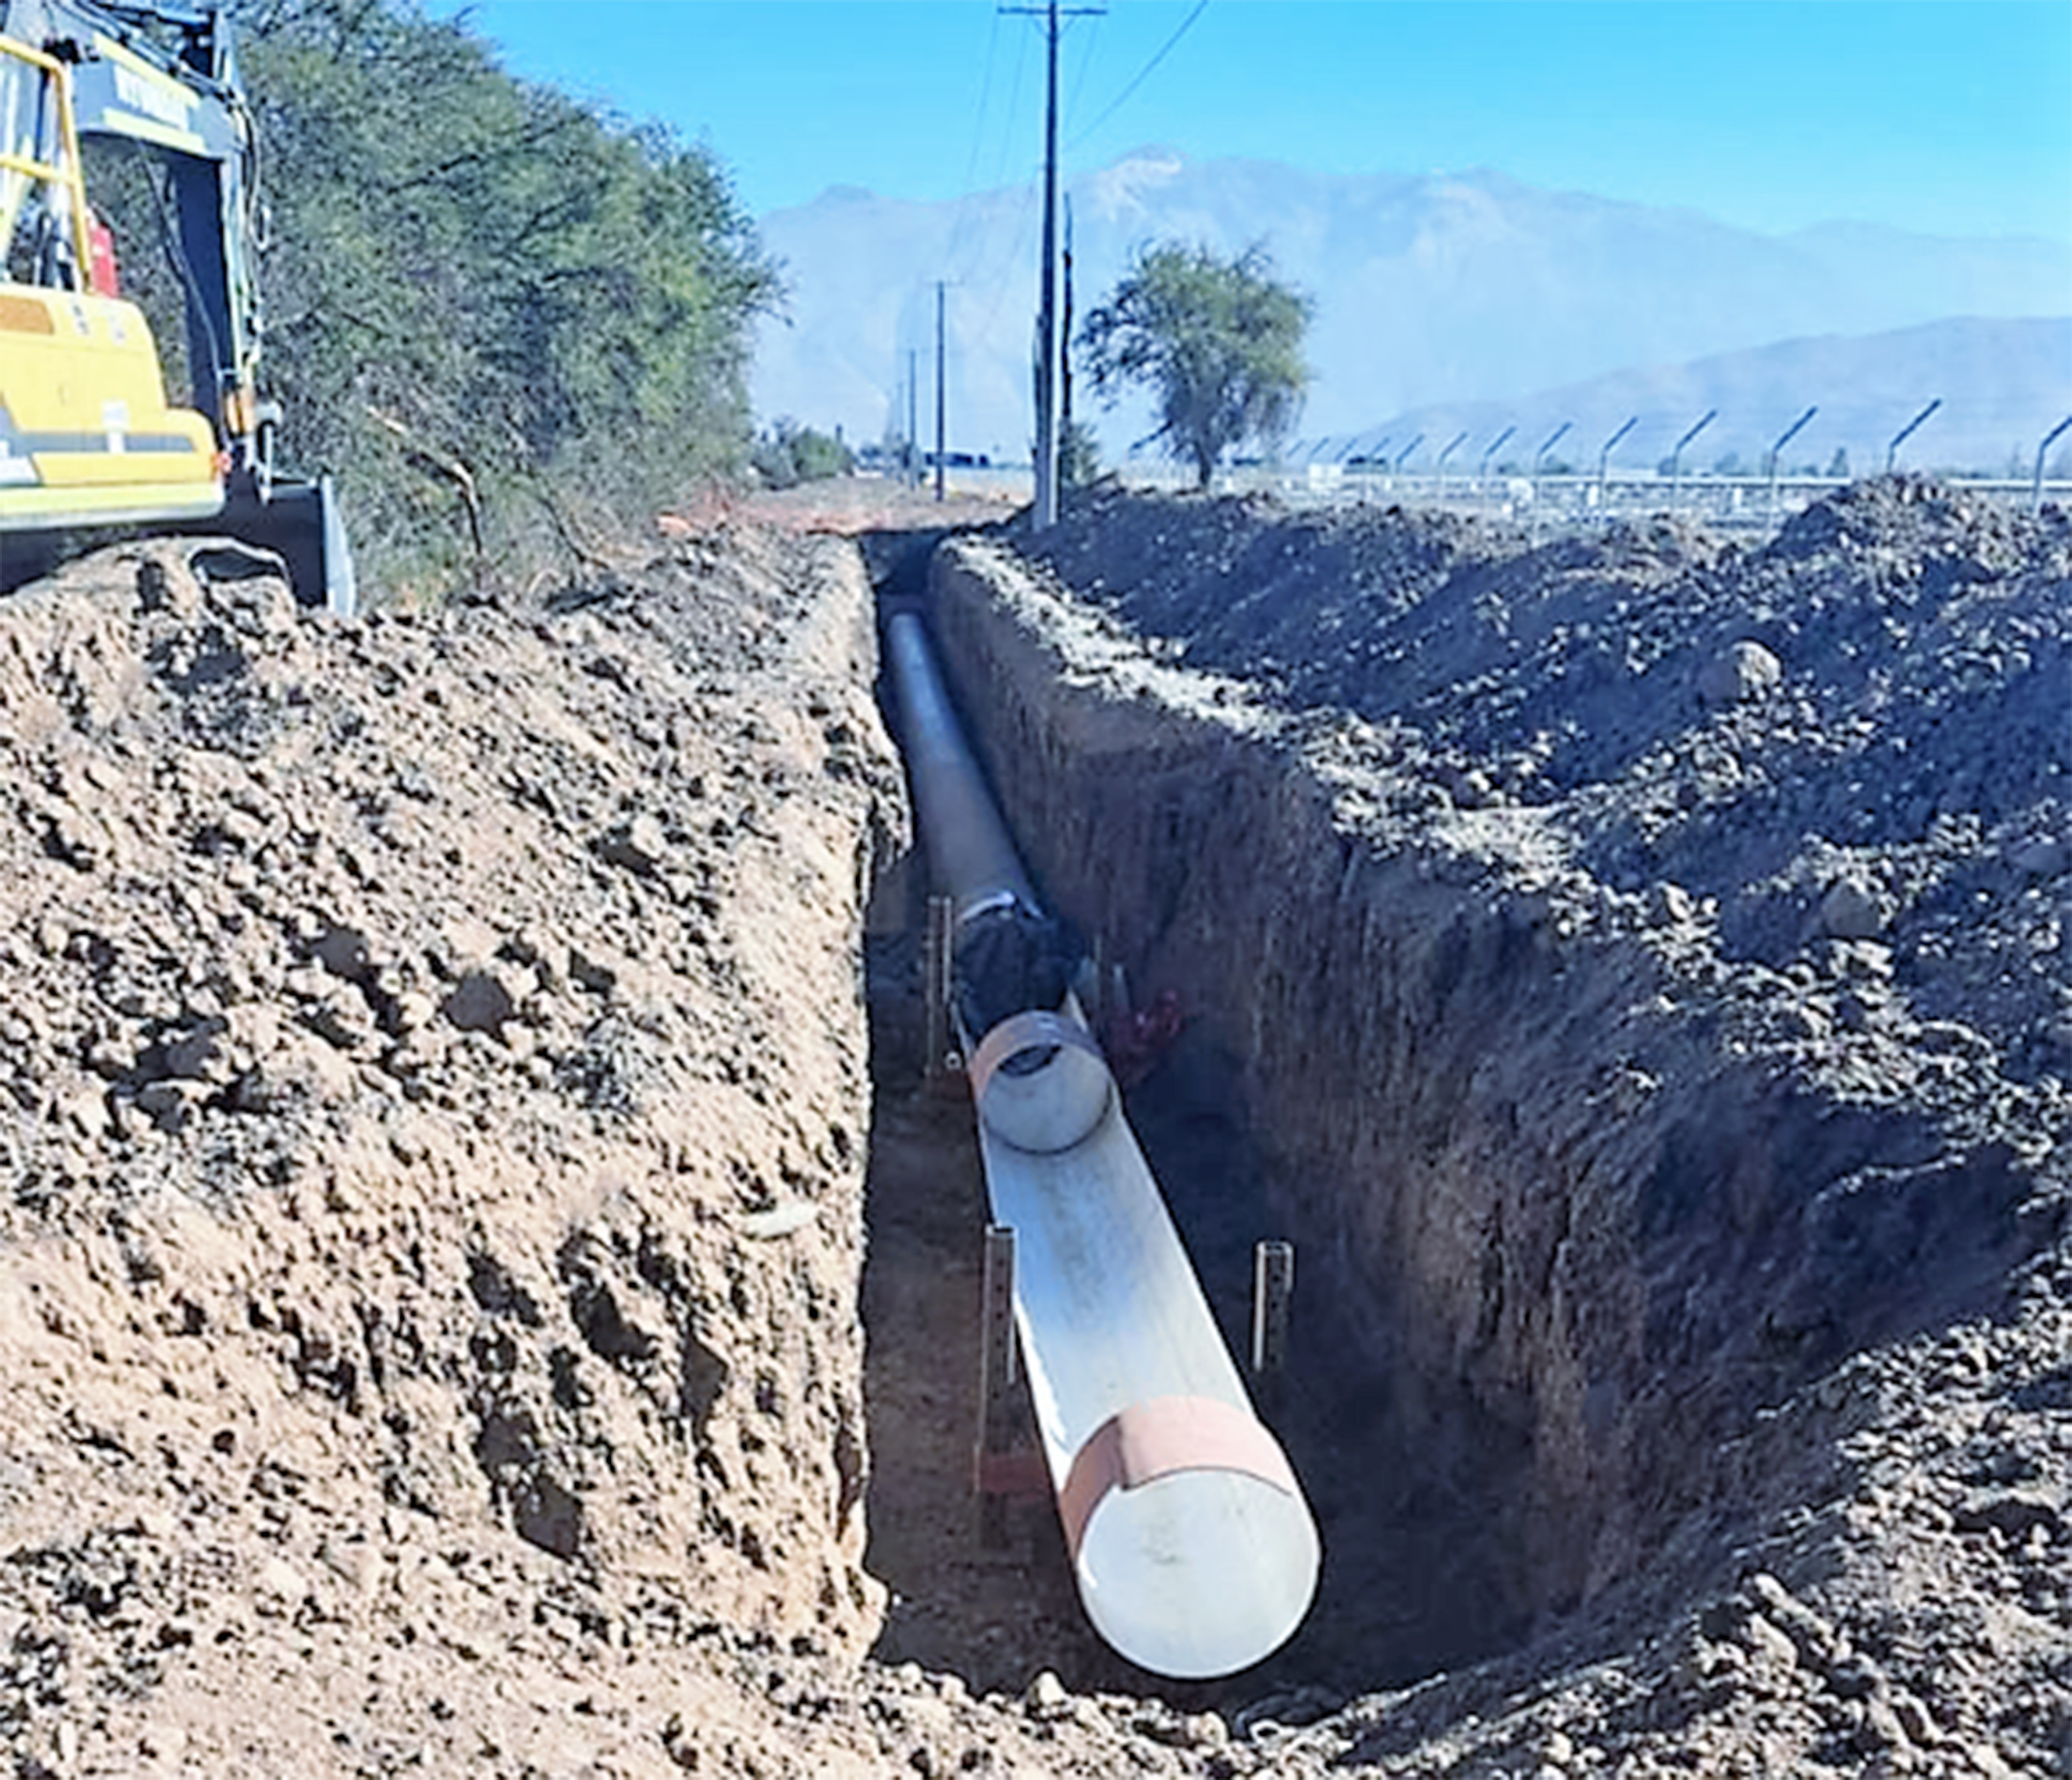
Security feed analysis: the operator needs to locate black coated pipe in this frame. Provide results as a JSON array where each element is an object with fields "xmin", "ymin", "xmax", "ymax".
[
  {"xmin": 884, "ymin": 611, "xmax": 1037, "ymax": 925},
  {"xmin": 884, "ymin": 609, "xmax": 1078, "ymax": 1043}
]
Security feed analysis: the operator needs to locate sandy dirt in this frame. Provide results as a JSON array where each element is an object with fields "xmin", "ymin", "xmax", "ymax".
[
  {"xmin": 1, "ymin": 473, "xmax": 2066, "ymax": 1779},
  {"xmin": 0, "ymin": 523, "xmax": 915, "ymax": 1775}
]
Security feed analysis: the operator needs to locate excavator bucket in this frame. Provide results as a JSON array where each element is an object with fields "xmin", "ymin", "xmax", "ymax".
[{"xmin": 216, "ymin": 474, "xmax": 357, "ymax": 617}]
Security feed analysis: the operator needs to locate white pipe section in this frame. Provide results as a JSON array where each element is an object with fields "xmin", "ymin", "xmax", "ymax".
[
  {"xmin": 885, "ymin": 606, "xmax": 1317, "ymax": 1675},
  {"xmin": 971, "ymin": 1011, "xmax": 1321, "ymax": 1679}
]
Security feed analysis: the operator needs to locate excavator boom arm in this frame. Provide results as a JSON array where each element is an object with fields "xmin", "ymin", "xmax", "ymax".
[{"xmin": 0, "ymin": 0, "xmax": 351, "ymax": 610}]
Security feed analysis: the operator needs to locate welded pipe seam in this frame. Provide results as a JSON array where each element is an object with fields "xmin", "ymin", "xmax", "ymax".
[
  {"xmin": 1057, "ymin": 1395, "xmax": 1301, "ymax": 1559},
  {"xmin": 954, "ymin": 886, "xmax": 1023, "ymax": 931},
  {"xmin": 968, "ymin": 1009, "xmax": 1114, "ymax": 1154},
  {"xmin": 966, "ymin": 1009, "xmax": 1106, "ymax": 1099}
]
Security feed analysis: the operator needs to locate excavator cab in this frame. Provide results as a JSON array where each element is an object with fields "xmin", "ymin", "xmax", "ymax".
[{"xmin": 0, "ymin": 1, "xmax": 353, "ymax": 613}]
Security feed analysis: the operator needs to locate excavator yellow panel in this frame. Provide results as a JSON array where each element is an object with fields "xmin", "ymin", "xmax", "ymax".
[{"xmin": 0, "ymin": 284, "xmax": 224, "ymax": 530}]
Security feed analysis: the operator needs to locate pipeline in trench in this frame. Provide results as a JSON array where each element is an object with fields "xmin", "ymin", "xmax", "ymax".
[
  {"xmin": 853, "ymin": 531, "xmax": 1521, "ymax": 1702},
  {"xmin": 857, "ymin": 913, "xmax": 1522, "ymax": 1702},
  {"xmin": 849, "ymin": 523, "xmax": 2033, "ymax": 1705}
]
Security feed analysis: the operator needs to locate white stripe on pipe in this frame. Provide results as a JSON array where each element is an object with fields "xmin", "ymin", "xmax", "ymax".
[{"xmin": 970, "ymin": 1007, "xmax": 1320, "ymax": 1679}]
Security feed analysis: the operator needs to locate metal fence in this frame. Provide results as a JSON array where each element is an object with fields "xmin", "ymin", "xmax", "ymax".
[
  {"xmin": 915, "ymin": 461, "xmax": 2069, "ymax": 537},
  {"xmin": 1114, "ymin": 463, "xmax": 2071, "ymax": 537}
]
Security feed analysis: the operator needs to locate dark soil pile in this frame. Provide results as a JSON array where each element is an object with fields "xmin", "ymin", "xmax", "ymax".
[
  {"xmin": 1027, "ymin": 476, "xmax": 2070, "ymax": 1097},
  {"xmin": 912, "ymin": 478, "xmax": 2072, "ymax": 1777}
]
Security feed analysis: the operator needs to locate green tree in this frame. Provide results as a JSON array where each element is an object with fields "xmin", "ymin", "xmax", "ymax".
[
  {"xmin": 790, "ymin": 425, "xmax": 853, "ymax": 483},
  {"xmin": 1077, "ymin": 242, "xmax": 1310, "ymax": 490},
  {"xmin": 752, "ymin": 419, "xmax": 852, "ymax": 489},
  {"xmin": 79, "ymin": 1, "xmax": 780, "ymax": 595},
  {"xmin": 1061, "ymin": 419, "xmax": 1102, "ymax": 488}
]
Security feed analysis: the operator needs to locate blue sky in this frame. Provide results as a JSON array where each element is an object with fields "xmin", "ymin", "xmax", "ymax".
[{"xmin": 439, "ymin": 1, "xmax": 2071, "ymax": 242}]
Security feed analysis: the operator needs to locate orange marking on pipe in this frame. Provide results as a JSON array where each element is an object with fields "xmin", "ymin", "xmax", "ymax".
[{"xmin": 1057, "ymin": 1396, "xmax": 1300, "ymax": 1559}]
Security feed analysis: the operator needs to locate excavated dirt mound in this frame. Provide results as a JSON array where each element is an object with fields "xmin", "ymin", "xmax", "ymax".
[
  {"xmin": 1026, "ymin": 478, "xmax": 2070, "ymax": 1070},
  {"xmin": 912, "ymin": 478, "xmax": 2071, "ymax": 1775},
  {"xmin": 3, "ymin": 475, "xmax": 2067, "ymax": 1780},
  {"xmin": 0, "ymin": 529, "xmax": 927, "ymax": 1774}
]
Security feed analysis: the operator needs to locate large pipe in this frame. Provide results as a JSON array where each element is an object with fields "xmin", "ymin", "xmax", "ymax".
[
  {"xmin": 885, "ymin": 607, "xmax": 1320, "ymax": 1679},
  {"xmin": 885, "ymin": 613, "xmax": 1036, "ymax": 926}
]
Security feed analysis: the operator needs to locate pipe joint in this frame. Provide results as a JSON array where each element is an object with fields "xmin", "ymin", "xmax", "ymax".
[
  {"xmin": 970, "ymin": 1008, "xmax": 1114, "ymax": 1153},
  {"xmin": 1059, "ymin": 1394, "xmax": 1301, "ymax": 1558}
]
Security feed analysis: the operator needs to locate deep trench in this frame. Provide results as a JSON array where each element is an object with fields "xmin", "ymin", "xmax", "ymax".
[
  {"xmin": 847, "ymin": 526, "xmax": 2030, "ymax": 1705},
  {"xmin": 852, "ymin": 529, "xmax": 1524, "ymax": 1703}
]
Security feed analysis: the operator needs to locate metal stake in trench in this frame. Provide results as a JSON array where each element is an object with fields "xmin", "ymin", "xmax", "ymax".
[
  {"xmin": 974, "ymin": 1223, "xmax": 1045, "ymax": 1547},
  {"xmin": 1251, "ymin": 1240, "xmax": 1295, "ymax": 1414},
  {"xmin": 923, "ymin": 894, "xmax": 958, "ymax": 1085}
]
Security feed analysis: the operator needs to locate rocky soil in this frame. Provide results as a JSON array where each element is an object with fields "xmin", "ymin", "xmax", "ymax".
[
  {"xmin": 0, "ymin": 475, "xmax": 2066, "ymax": 1779},
  {"xmin": 1026, "ymin": 478, "xmax": 2070, "ymax": 1074}
]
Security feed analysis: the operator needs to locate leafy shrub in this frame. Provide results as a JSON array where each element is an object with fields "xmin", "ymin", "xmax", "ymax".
[
  {"xmin": 89, "ymin": 1, "xmax": 779, "ymax": 599},
  {"xmin": 751, "ymin": 419, "xmax": 853, "ymax": 490}
]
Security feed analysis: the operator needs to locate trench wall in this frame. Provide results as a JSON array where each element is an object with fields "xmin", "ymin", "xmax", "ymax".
[{"xmin": 927, "ymin": 534, "xmax": 2035, "ymax": 1621}]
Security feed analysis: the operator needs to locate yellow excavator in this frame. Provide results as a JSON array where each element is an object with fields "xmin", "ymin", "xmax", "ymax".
[{"xmin": 0, "ymin": 0, "xmax": 352, "ymax": 611}]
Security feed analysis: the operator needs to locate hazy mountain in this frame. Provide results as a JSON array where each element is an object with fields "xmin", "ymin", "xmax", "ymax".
[
  {"xmin": 1305, "ymin": 317, "xmax": 2072, "ymax": 478},
  {"xmin": 751, "ymin": 151, "xmax": 2071, "ymax": 466}
]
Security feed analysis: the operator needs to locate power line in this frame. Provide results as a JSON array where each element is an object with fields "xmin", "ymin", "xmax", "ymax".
[
  {"xmin": 1063, "ymin": 6, "xmax": 1103, "ymax": 131},
  {"xmin": 961, "ymin": 11, "xmax": 1005, "ymax": 195},
  {"xmin": 941, "ymin": 11, "xmax": 1005, "ymax": 283},
  {"xmin": 945, "ymin": 10, "xmax": 1036, "ymax": 288},
  {"xmin": 988, "ymin": 18, "xmax": 1036, "ymax": 194},
  {"xmin": 1067, "ymin": 0, "xmax": 1207, "ymax": 149}
]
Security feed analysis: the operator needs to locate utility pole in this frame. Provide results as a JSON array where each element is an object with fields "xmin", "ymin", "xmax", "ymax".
[
  {"xmin": 1005, "ymin": 0, "xmax": 1102, "ymax": 531},
  {"xmin": 935, "ymin": 280, "xmax": 948, "ymax": 503},
  {"xmin": 1033, "ymin": 0, "xmax": 1062, "ymax": 530},
  {"xmin": 907, "ymin": 349, "xmax": 919, "ymax": 489},
  {"xmin": 1060, "ymin": 195, "xmax": 1075, "ymax": 503}
]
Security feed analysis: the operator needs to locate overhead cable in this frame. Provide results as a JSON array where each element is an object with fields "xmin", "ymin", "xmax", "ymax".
[{"xmin": 1066, "ymin": 0, "xmax": 1207, "ymax": 149}]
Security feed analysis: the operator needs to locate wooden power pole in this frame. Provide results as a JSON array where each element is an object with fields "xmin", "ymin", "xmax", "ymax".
[
  {"xmin": 1005, "ymin": 0, "xmax": 1101, "ymax": 532},
  {"xmin": 935, "ymin": 280, "xmax": 948, "ymax": 503}
]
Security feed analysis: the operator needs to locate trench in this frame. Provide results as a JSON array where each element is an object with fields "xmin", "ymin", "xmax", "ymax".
[
  {"xmin": 848, "ymin": 523, "xmax": 2037, "ymax": 1704},
  {"xmin": 854, "ymin": 529, "xmax": 1129, "ymax": 1695}
]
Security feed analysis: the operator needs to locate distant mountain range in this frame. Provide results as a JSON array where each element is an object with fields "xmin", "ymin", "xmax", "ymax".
[{"xmin": 752, "ymin": 151, "xmax": 2071, "ymax": 469}]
